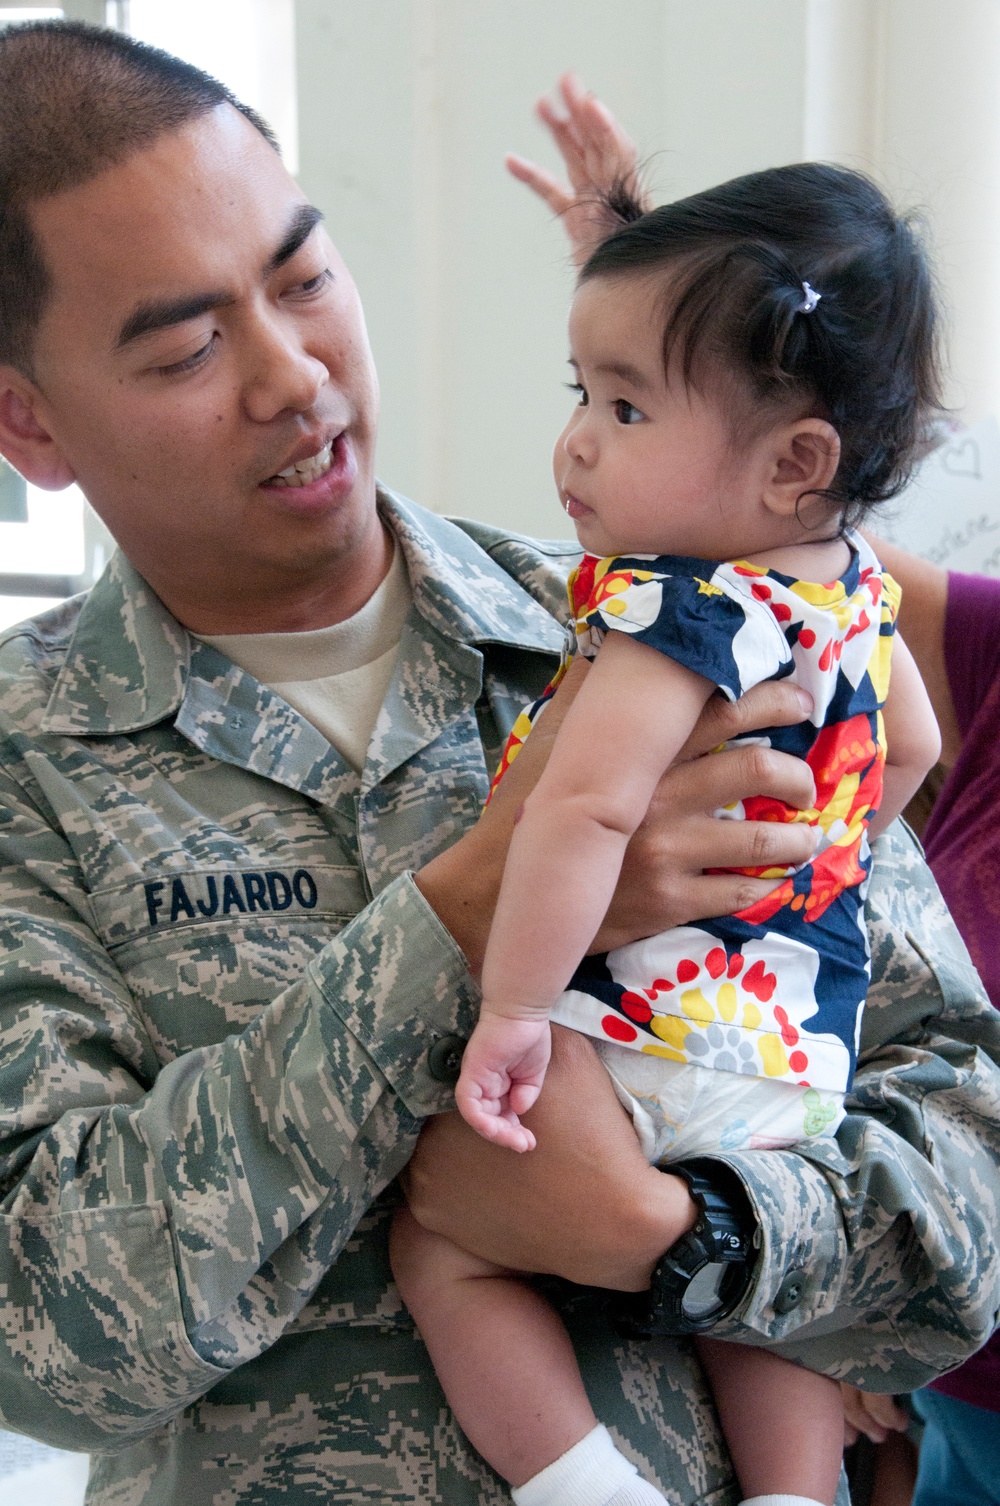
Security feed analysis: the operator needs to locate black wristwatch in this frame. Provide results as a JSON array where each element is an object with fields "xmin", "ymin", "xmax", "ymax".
[{"xmin": 611, "ymin": 1159, "xmax": 758, "ymax": 1338}]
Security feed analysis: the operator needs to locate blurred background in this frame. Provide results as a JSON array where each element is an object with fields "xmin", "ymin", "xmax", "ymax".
[{"xmin": 1, "ymin": 2, "xmax": 999, "ymax": 1499}]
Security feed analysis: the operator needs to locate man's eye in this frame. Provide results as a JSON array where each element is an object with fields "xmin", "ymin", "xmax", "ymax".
[
  {"xmin": 297, "ymin": 268, "xmax": 333, "ymax": 295},
  {"xmin": 156, "ymin": 336, "xmax": 216, "ymax": 377},
  {"xmin": 614, "ymin": 399, "xmax": 644, "ymax": 424},
  {"xmin": 565, "ymin": 381, "xmax": 588, "ymax": 406}
]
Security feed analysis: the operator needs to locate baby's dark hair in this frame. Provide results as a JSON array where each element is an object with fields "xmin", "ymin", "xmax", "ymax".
[{"xmin": 580, "ymin": 164, "xmax": 944, "ymax": 526}]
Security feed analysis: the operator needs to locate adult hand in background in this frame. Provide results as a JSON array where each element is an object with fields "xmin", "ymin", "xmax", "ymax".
[
  {"xmin": 506, "ymin": 71, "xmax": 649, "ymax": 265},
  {"xmin": 841, "ymin": 1385, "xmax": 911, "ymax": 1447}
]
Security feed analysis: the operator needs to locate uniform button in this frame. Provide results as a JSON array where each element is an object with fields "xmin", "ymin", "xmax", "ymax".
[
  {"xmin": 774, "ymin": 1270, "xmax": 807, "ymax": 1314},
  {"xmin": 427, "ymin": 1035, "xmax": 466, "ymax": 1084}
]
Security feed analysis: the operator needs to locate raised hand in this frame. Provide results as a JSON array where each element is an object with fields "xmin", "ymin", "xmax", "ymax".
[
  {"xmin": 454, "ymin": 1010, "xmax": 552, "ymax": 1153},
  {"xmin": 507, "ymin": 71, "xmax": 648, "ymax": 265}
]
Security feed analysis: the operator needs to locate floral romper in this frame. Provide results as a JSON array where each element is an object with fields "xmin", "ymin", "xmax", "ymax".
[{"xmin": 490, "ymin": 530, "xmax": 898, "ymax": 1158}]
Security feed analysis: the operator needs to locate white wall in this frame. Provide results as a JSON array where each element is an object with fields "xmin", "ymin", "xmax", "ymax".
[
  {"xmin": 295, "ymin": 1, "xmax": 1000, "ymax": 535},
  {"xmin": 296, "ymin": 1, "xmax": 815, "ymax": 535}
]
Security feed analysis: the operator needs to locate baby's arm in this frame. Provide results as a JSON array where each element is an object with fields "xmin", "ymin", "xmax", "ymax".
[
  {"xmin": 868, "ymin": 633, "xmax": 941, "ymax": 841},
  {"xmin": 456, "ymin": 631, "xmax": 714, "ymax": 1149}
]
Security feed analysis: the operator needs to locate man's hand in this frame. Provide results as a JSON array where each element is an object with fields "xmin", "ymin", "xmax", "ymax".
[
  {"xmin": 595, "ymin": 677, "xmax": 818, "ymax": 952},
  {"xmin": 416, "ymin": 657, "xmax": 817, "ymax": 974},
  {"xmin": 841, "ymin": 1385, "xmax": 910, "ymax": 1446},
  {"xmin": 403, "ymin": 1024, "xmax": 697, "ymax": 1289},
  {"xmin": 506, "ymin": 72, "xmax": 648, "ymax": 266}
]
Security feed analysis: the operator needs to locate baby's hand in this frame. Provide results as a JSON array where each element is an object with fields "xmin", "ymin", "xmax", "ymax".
[
  {"xmin": 454, "ymin": 1011, "xmax": 552, "ymax": 1153},
  {"xmin": 841, "ymin": 1384, "xmax": 909, "ymax": 1446}
]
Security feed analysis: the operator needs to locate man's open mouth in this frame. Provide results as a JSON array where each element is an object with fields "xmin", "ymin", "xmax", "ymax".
[{"xmin": 266, "ymin": 438, "xmax": 335, "ymax": 488}]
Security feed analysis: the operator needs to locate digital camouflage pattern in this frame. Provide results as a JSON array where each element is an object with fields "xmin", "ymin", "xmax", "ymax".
[{"xmin": 0, "ymin": 490, "xmax": 997, "ymax": 1505}]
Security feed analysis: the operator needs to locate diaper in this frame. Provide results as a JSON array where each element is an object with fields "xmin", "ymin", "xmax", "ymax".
[{"xmin": 595, "ymin": 1040, "xmax": 845, "ymax": 1166}]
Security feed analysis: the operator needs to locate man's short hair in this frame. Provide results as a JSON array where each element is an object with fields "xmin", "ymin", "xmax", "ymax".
[{"xmin": 0, "ymin": 20, "xmax": 278, "ymax": 376}]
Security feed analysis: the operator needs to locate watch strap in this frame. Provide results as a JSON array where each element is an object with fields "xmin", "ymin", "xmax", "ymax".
[{"xmin": 611, "ymin": 1158, "xmax": 757, "ymax": 1338}]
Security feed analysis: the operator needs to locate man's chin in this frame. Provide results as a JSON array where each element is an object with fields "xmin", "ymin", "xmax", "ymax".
[{"xmin": 252, "ymin": 484, "xmax": 384, "ymax": 579}]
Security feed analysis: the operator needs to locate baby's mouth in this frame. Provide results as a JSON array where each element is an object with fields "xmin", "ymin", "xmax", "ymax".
[{"xmin": 266, "ymin": 438, "xmax": 335, "ymax": 488}]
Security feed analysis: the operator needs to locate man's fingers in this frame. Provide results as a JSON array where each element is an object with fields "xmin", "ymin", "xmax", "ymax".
[
  {"xmin": 661, "ymin": 874, "xmax": 789, "ymax": 928},
  {"xmin": 660, "ymin": 738, "xmax": 817, "ymax": 816},
  {"xmin": 593, "ymin": 867, "xmax": 808, "ymax": 954},
  {"xmin": 678, "ymin": 682, "xmax": 813, "ymax": 762},
  {"xmin": 677, "ymin": 817, "xmax": 818, "ymax": 875}
]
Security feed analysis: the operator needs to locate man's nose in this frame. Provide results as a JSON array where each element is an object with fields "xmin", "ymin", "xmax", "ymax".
[{"xmin": 242, "ymin": 314, "xmax": 328, "ymax": 422}]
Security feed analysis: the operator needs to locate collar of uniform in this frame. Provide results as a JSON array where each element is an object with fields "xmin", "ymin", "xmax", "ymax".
[
  {"xmin": 379, "ymin": 488, "xmax": 565, "ymax": 655},
  {"xmin": 40, "ymin": 488, "xmax": 564, "ymax": 737},
  {"xmin": 41, "ymin": 550, "xmax": 188, "ymax": 735}
]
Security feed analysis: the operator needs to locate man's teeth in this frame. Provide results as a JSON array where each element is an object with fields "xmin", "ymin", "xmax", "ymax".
[{"xmin": 270, "ymin": 439, "xmax": 334, "ymax": 487}]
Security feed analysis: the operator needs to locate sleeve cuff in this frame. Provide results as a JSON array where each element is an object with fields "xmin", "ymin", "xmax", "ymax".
[
  {"xmin": 310, "ymin": 871, "xmax": 480, "ymax": 1119},
  {"xmin": 701, "ymin": 1147, "xmax": 848, "ymax": 1340}
]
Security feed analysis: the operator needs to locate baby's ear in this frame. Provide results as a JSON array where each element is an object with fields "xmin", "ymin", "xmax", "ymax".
[{"xmin": 762, "ymin": 418, "xmax": 841, "ymax": 521}]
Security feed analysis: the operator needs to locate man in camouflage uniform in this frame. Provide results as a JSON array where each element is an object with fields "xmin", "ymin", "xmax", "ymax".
[{"xmin": 0, "ymin": 21, "xmax": 998, "ymax": 1506}]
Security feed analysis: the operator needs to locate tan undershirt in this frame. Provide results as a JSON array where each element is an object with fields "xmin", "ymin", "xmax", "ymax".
[{"xmin": 200, "ymin": 544, "xmax": 411, "ymax": 771}]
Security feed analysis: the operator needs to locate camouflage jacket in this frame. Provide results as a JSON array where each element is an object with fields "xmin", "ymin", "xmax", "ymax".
[{"xmin": 0, "ymin": 490, "xmax": 998, "ymax": 1506}]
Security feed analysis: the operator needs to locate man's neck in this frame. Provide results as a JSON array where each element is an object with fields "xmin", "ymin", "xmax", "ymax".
[{"xmin": 139, "ymin": 517, "xmax": 396, "ymax": 636}]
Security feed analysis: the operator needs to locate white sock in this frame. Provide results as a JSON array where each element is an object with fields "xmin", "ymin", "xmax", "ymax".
[
  {"xmin": 742, "ymin": 1496, "xmax": 829, "ymax": 1506},
  {"xmin": 511, "ymin": 1423, "xmax": 668, "ymax": 1506}
]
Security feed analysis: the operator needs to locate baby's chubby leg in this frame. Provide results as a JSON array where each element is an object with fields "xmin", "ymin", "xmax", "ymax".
[
  {"xmin": 390, "ymin": 1203, "xmax": 594, "ymax": 1487},
  {"xmin": 696, "ymin": 1335, "xmax": 844, "ymax": 1506},
  {"xmin": 390, "ymin": 1205, "xmax": 668, "ymax": 1504}
]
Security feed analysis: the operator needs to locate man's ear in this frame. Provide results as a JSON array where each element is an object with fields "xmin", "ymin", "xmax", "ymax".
[
  {"xmin": 0, "ymin": 368, "xmax": 76, "ymax": 490},
  {"xmin": 762, "ymin": 418, "xmax": 841, "ymax": 522}
]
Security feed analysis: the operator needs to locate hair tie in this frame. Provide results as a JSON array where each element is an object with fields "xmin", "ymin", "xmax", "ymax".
[{"xmin": 797, "ymin": 281, "xmax": 822, "ymax": 314}]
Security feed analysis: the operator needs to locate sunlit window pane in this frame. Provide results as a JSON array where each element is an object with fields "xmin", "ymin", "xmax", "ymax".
[
  {"xmin": 0, "ymin": 9, "xmax": 63, "ymax": 22},
  {"xmin": 0, "ymin": 484, "xmax": 85, "ymax": 575}
]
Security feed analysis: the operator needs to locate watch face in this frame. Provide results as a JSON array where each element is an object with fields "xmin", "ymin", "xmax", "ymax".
[{"xmin": 681, "ymin": 1261, "xmax": 728, "ymax": 1323}]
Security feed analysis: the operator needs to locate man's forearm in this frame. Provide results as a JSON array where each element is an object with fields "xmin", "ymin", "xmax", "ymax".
[
  {"xmin": 404, "ymin": 1025, "xmax": 699, "ymax": 1290},
  {"xmin": 711, "ymin": 823, "xmax": 1000, "ymax": 1384},
  {"xmin": 0, "ymin": 862, "xmax": 473, "ymax": 1450}
]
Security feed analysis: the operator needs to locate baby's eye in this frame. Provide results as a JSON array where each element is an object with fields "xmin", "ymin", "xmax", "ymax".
[
  {"xmin": 565, "ymin": 381, "xmax": 588, "ymax": 407},
  {"xmin": 614, "ymin": 399, "xmax": 644, "ymax": 424}
]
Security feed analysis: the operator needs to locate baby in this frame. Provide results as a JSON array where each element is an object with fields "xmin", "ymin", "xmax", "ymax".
[{"xmin": 392, "ymin": 163, "xmax": 941, "ymax": 1506}]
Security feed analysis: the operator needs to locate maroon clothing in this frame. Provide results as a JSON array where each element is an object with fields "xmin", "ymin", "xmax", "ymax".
[{"xmin": 922, "ymin": 570, "xmax": 1000, "ymax": 1413}]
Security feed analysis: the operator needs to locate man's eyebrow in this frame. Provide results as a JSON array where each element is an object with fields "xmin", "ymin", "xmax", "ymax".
[
  {"xmin": 115, "ymin": 205, "xmax": 326, "ymax": 350},
  {"xmin": 116, "ymin": 290, "xmax": 235, "ymax": 349},
  {"xmin": 264, "ymin": 203, "xmax": 324, "ymax": 276}
]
